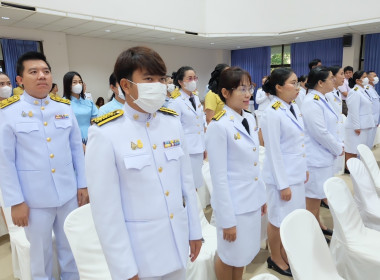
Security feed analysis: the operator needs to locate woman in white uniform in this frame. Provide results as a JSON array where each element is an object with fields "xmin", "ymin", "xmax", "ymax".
[
  {"xmin": 295, "ymin": 75, "xmax": 307, "ymax": 108},
  {"xmin": 255, "ymin": 76, "xmax": 270, "ymax": 127},
  {"xmin": 326, "ymin": 66, "xmax": 345, "ymax": 175},
  {"xmin": 302, "ymin": 67, "xmax": 344, "ymax": 238},
  {"xmin": 345, "ymin": 71, "xmax": 374, "ymax": 165},
  {"xmin": 206, "ymin": 67, "xmax": 266, "ymax": 280},
  {"xmin": 261, "ymin": 68, "xmax": 308, "ymax": 277},
  {"xmin": 366, "ymin": 70, "xmax": 380, "ymax": 149},
  {"xmin": 168, "ymin": 66, "xmax": 206, "ymax": 189}
]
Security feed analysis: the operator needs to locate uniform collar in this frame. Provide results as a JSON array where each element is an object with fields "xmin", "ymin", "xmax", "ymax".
[
  {"xmin": 179, "ymin": 89, "xmax": 193, "ymax": 100},
  {"xmin": 70, "ymin": 95, "xmax": 85, "ymax": 103},
  {"xmin": 112, "ymin": 97, "xmax": 124, "ymax": 106},
  {"xmin": 22, "ymin": 91, "xmax": 51, "ymax": 106},
  {"xmin": 225, "ymin": 105, "xmax": 244, "ymax": 122},
  {"xmin": 123, "ymin": 102, "xmax": 156, "ymax": 122},
  {"xmin": 275, "ymin": 96, "xmax": 291, "ymax": 109}
]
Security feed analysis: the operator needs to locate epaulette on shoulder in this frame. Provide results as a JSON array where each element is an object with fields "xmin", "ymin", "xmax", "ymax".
[
  {"xmin": 92, "ymin": 109, "xmax": 124, "ymax": 126},
  {"xmin": 159, "ymin": 107, "xmax": 178, "ymax": 116},
  {"xmin": 50, "ymin": 93, "xmax": 71, "ymax": 105},
  {"xmin": 292, "ymin": 100, "xmax": 296, "ymax": 104},
  {"xmin": 314, "ymin": 94, "xmax": 320, "ymax": 101},
  {"xmin": 193, "ymin": 91, "xmax": 198, "ymax": 96},
  {"xmin": 0, "ymin": 95, "xmax": 20, "ymax": 109},
  {"xmin": 244, "ymin": 109, "xmax": 252, "ymax": 113},
  {"xmin": 272, "ymin": 101, "xmax": 281, "ymax": 110},
  {"xmin": 366, "ymin": 86, "xmax": 370, "ymax": 90},
  {"xmin": 170, "ymin": 88, "xmax": 181, "ymax": 99},
  {"xmin": 354, "ymin": 87, "xmax": 358, "ymax": 91},
  {"xmin": 212, "ymin": 110, "xmax": 226, "ymax": 121}
]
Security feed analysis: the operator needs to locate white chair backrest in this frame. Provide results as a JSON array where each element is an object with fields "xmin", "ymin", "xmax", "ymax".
[
  {"xmin": 357, "ymin": 144, "xmax": 380, "ymax": 191},
  {"xmin": 202, "ymin": 161, "xmax": 213, "ymax": 196},
  {"xmin": 324, "ymin": 177, "xmax": 365, "ymax": 242},
  {"xmin": 280, "ymin": 209, "xmax": 342, "ymax": 280},
  {"xmin": 249, "ymin": 273, "xmax": 280, "ymax": 280},
  {"xmin": 64, "ymin": 204, "xmax": 111, "ymax": 280}
]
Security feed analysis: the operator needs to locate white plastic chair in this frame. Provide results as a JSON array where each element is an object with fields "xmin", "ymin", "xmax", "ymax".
[
  {"xmin": 249, "ymin": 273, "xmax": 280, "ymax": 280},
  {"xmin": 357, "ymin": 144, "xmax": 380, "ymax": 196},
  {"xmin": 280, "ymin": 209, "xmax": 343, "ymax": 280},
  {"xmin": 324, "ymin": 177, "xmax": 380, "ymax": 280},
  {"xmin": 186, "ymin": 195, "xmax": 217, "ymax": 280},
  {"xmin": 64, "ymin": 204, "xmax": 112, "ymax": 280},
  {"xmin": 347, "ymin": 158, "xmax": 380, "ymax": 231}
]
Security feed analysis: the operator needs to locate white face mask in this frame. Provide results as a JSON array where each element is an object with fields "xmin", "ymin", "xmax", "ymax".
[
  {"xmin": 167, "ymin": 83, "xmax": 175, "ymax": 93},
  {"xmin": 184, "ymin": 80, "xmax": 197, "ymax": 92},
  {"xmin": 362, "ymin": 77, "xmax": 369, "ymax": 86},
  {"xmin": 373, "ymin": 77, "xmax": 379, "ymax": 85},
  {"xmin": 72, "ymin": 84, "xmax": 82, "ymax": 94},
  {"xmin": 0, "ymin": 86, "xmax": 12, "ymax": 98},
  {"xmin": 128, "ymin": 80, "xmax": 167, "ymax": 113},
  {"xmin": 118, "ymin": 86, "xmax": 125, "ymax": 100}
]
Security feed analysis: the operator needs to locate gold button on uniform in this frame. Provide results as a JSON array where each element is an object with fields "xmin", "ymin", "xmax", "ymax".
[
  {"xmin": 253, "ymin": 147, "xmax": 256, "ymax": 151},
  {"xmin": 302, "ymin": 144, "xmax": 305, "ymax": 148},
  {"xmin": 41, "ymin": 106, "xmax": 45, "ymax": 110},
  {"xmin": 50, "ymin": 154, "xmax": 54, "ymax": 158},
  {"xmin": 44, "ymin": 122, "xmax": 47, "ymax": 126},
  {"xmin": 165, "ymin": 191, "xmax": 169, "ymax": 196},
  {"xmin": 153, "ymin": 144, "xmax": 157, "ymax": 150},
  {"xmin": 34, "ymin": 100, "xmax": 38, "ymax": 105},
  {"xmin": 47, "ymin": 137, "xmax": 51, "ymax": 142},
  {"xmin": 158, "ymin": 167, "xmax": 163, "ymax": 172},
  {"xmin": 51, "ymin": 168, "xmax": 55, "ymax": 173},
  {"xmin": 255, "ymin": 177, "xmax": 258, "ymax": 181},
  {"xmin": 254, "ymin": 162, "xmax": 258, "ymax": 166},
  {"xmin": 303, "ymin": 154, "xmax": 306, "ymax": 158},
  {"xmin": 146, "ymin": 122, "xmax": 150, "ymax": 127},
  {"xmin": 170, "ymin": 213, "xmax": 174, "ymax": 219},
  {"xmin": 44, "ymin": 100, "xmax": 49, "ymax": 105}
]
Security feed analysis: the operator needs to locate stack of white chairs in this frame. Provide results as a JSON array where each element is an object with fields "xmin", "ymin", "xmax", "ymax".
[
  {"xmin": 357, "ymin": 144, "xmax": 380, "ymax": 196},
  {"xmin": 347, "ymin": 158, "xmax": 380, "ymax": 231},
  {"xmin": 249, "ymin": 273, "xmax": 280, "ymax": 280},
  {"xmin": 280, "ymin": 209, "xmax": 343, "ymax": 280},
  {"xmin": 324, "ymin": 177, "xmax": 380, "ymax": 280},
  {"xmin": 0, "ymin": 189, "xmax": 60, "ymax": 280},
  {"xmin": 64, "ymin": 204, "xmax": 112, "ymax": 280}
]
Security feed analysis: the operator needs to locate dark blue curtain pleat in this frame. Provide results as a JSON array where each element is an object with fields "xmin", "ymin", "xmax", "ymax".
[
  {"xmin": 291, "ymin": 38, "xmax": 343, "ymax": 76},
  {"xmin": 231, "ymin": 47, "xmax": 271, "ymax": 109},
  {"xmin": 1, "ymin": 39, "xmax": 39, "ymax": 88},
  {"xmin": 364, "ymin": 33, "xmax": 380, "ymax": 93}
]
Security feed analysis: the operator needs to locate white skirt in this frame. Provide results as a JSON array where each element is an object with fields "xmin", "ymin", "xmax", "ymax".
[
  {"xmin": 367, "ymin": 127, "xmax": 378, "ymax": 149},
  {"xmin": 217, "ymin": 209, "xmax": 261, "ymax": 267},
  {"xmin": 345, "ymin": 128, "xmax": 371, "ymax": 154},
  {"xmin": 305, "ymin": 166, "xmax": 333, "ymax": 199},
  {"xmin": 333, "ymin": 154, "xmax": 345, "ymax": 175},
  {"xmin": 266, "ymin": 182, "xmax": 305, "ymax": 228},
  {"xmin": 189, "ymin": 153, "xmax": 204, "ymax": 189}
]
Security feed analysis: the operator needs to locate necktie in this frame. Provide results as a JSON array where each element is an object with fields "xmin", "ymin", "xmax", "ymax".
[
  {"xmin": 242, "ymin": 118, "xmax": 250, "ymax": 134},
  {"xmin": 336, "ymin": 90, "xmax": 340, "ymax": 97},
  {"xmin": 290, "ymin": 105, "xmax": 297, "ymax": 119},
  {"xmin": 189, "ymin": 96, "xmax": 196, "ymax": 110}
]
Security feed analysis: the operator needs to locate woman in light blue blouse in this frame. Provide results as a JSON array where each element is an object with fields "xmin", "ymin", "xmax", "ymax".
[{"xmin": 63, "ymin": 71, "xmax": 98, "ymax": 144}]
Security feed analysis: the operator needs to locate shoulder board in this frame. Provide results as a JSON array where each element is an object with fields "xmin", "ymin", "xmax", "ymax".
[
  {"xmin": 0, "ymin": 95, "xmax": 20, "ymax": 109},
  {"xmin": 193, "ymin": 91, "xmax": 198, "ymax": 96},
  {"xmin": 366, "ymin": 86, "xmax": 370, "ymax": 90},
  {"xmin": 170, "ymin": 88, "xmax": 181, "ymax": 99},
  {"xmin": 50, "ymin": 93, "xmax": 71, "ymax": 105},
  {"xmin": 243, "ymin": 109, "xmax": 252, "ymax": 113},
  {"xmin": 92, "ymin": 109, "xmax": 124, "ymax": 126},
  {"xmin": 292, "ymin": 100, "xmax": 296, "ymax": 104},
  {"xmin": 314, "ymin": 94, "xmax": 320, "ymax": 101},
  {"xmin": 354, "ymin": 87, "xmax": 358, "ymax": 91},
  {"xmin": 212, "ymin": 110, "xmax": 226, "ymax": 121},
  {"xmin": 272, "ymin": 101, "xmax": 281, "ymax": 110},
  {"xmin": 158, "ymin": 107, "xmax": 178, "ymax": 116}
]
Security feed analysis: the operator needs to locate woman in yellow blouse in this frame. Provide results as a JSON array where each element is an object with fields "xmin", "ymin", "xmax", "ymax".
[{"xmin": 205, "ymin": 64, "xmax": 229, "ymax": 124}]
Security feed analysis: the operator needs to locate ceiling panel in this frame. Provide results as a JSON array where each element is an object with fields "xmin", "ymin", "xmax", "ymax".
[
  {"xmin": 50, "ymin": 17, "xmax": 90, "ymax": 28},
  {"xmin": 11, "ymin": 21, "xmax": 45, "ymax": 29},
  {"xmin": 0, "ymin": 7, "xmax": 34, "ymax": 21},
  {"xmin": 39, "ymin": 24, "xmax": 68, "ymax": 32}
]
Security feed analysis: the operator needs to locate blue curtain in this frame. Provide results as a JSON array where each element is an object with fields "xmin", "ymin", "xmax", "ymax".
[
  {"xmin": 364, "ymin": 33, "xmax": 380, "ymax": 93},
  {"xmin": 231, "ymin": 46, "xmax": 271, "ymax": 109},
  {"xmin": 291, "ymin": 38, "xmax": 343, "ymax": 76},
  {"xmin": 1, "ymin": 39, "xmax": 39, "ymax": 88}
]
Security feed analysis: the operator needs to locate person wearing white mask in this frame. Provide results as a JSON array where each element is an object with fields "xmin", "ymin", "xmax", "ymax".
[
  {"xmin": 163, "ymin": 73, "xmax": 176, "ymax": 108},
  {"xmin": 168, "ymin": 66, "xmax": 206, "ymax": 190},
  {"xmin": 0, "ymin": 72, "xmax": 12, "ymax": 101},
  {"xmin": 366, "ymin": 70, "xmax": 380, "ymax": 148},
  {"xmin": 86, "ymin": 46, "xmax": 202, "ymax": 280},
  {"xmin": 345, "ymin": 71, "xmax": 374, "ymax": 169},
  {"xmin": 63, "ymin": 71, "xmax": 98, "ymax": 144},
  {"xmin": 97, "ymin": 73, "xmax": 125, "ymax": 117}
]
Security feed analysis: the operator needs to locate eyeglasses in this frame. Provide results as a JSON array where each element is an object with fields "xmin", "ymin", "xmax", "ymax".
[
  {"xmin": 184, "ymin": 76, "xmax": 198, "ymax": 82},
  {"xmin": 288, "ymin": 82, "xmax": 301, "ymax": 90},
  {"xmin": 232, "ymin": 85, "xmax": 255, "ymax": 95}
]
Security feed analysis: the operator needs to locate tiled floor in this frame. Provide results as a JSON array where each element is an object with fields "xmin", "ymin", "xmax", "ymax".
[{"xmin": 0, "ymin": 146, "xmax": 378, "ymax": 280}]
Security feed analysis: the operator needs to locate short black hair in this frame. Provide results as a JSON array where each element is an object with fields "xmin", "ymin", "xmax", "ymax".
[
  {"xmin": 262, "ymin": 68, "xmax": 294, "ymax": 96},
  {"xmin": 298, "ymin": 75, "xmax": 307, "ymax": 83},
  {"xmin": 0, "ymin": 71, "xmax": 9, "ymax": 78},
  {"xmin": 343, "ymin": 66, "xmax": 354, "ymax": 73},
  {"xmin": 63, "ymin": 71, "xmax": 85, "ymax": 99},
  {"xmin": 308, "ymin": 59, "xmax": 322, "ymax": 70},
  {"xmin": 50, "ymin": 83, "xmax": 57, "ymax": 92},
  {"xmin": 349, "ymin": 71, "xmax": 366, "ymax": 88},
  {"xmin": 16, "ymin": 51, "xmax": 51, "ymax": 77},
  {"xmin": 173, "ymin": 66, "xmax": 194, "ymax": 88},
  {"xmin": 306, "ymin": 66, "xmax": 331, "ymax": 90},
  {"xmin": 327, "ymin": 65, "xmax": 342, "ymax": 76},
  {"xmin": 218, "ymin": 67, "xmax": 252, "ymax": 103},
  {"xmin": 109, "ymin": 73, "xmax": 117, "ymax": 86},
  {"xmin": 367, "ymin": 70, "xmax": 376, "ymax": 75}
]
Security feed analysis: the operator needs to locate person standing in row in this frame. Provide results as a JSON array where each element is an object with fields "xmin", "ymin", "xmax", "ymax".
[
  {"xmin": 302, "ymin": 67, "xmax": 343, "ymax": 238},
  {"xmin": 367, "ymin": 70, "xmax": 380, "ymax": 148},
  {"xmin": 63, "ymin": 71, "xmax": 98, "ymax": 144},
  {"xmin": 97, "ymin": 73, "xmax": 125, "ymax": 116},
  {"xmin": 294, "ymin": 75, "xmax": 307, "ymax": 108},
  {"xmin": 261, "ymin": 68, "xmax": 308, "ymax": 277},
  {"xmin": 0, "ymin": 51, "xmax": 88, "ymax": 280},
  {"xmin": 85, "ymin": 46, "xmax": 202, "ymax": 280},
  {"xmin": 168, "ymin": 66, "xmax": 206, "ymax": 190},
  {"xmin": 206, "ymin": 67, "xmax": 266, "ymax": 280},
  {"xmin": 0, "ymin": 72, "xmax": 12, "ymax": 101},
  {"xmin": 339, "ymin": 66, "xmax": 354, "ymax": 116}
]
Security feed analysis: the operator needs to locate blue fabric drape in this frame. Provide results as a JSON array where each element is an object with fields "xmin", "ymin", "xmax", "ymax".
[
  {"xmin": 231, "ymin": 46, "xmax": 271, "ymax": 109},
  {"xmin": 364, "ymin": 33, "xmax": 380, "ymax": 93},
  {"xmin": 1, "ymin": 39, "xmax": 39, "ymax": 88},
  {"xmin": 291, "ymin": 38, "xmax": 343, "ymax": 76}
]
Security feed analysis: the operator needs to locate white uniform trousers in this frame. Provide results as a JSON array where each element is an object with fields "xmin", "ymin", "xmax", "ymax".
[
  {"xmin": 24, "ymin": 196, "xmax": 79, "ymax": 280},
  {"xmin": 141, "ymin": 269, "xmax": 186, "ymax": 280},
  {"xmin": 189, "ymin": 153, "xmax": 204, "ymax": 189}
]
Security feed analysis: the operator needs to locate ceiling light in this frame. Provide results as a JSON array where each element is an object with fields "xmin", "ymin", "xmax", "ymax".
[
  {"xmin": 210, "ymin": 42, "xmax": 215, "ymax": 45},
  {"xmin": 295, "ymin": 36, "xmax": 300, "ymax": 39},
  {"xmin": 237, "ymin": 46, "xmax": 241, "ymax": 49},
  {"xmin": 1, "ymin": 16, "xmax": 10, "ymax": 20},
  {"xmin": 170, "ymin": 37, "xmax": 175, "ymax": 40},
  {"xmin": 105, "ymin": 29, "xmax": 111, "ymax": 32}
]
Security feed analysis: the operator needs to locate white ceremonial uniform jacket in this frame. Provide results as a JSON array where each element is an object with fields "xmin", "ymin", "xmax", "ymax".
[
  {"xmin": 0, "ymin": 92, "xmax": 86, "ymax": 208},
  {"xmin": 167, "ymin": 89, "xmax": 205, "ymax": 154},
  {"xmin": 367, "ymin": 85, "xmax": 380, "ymax": 126},
  {"xmin": 261, "ymin": 97, "xmax": 307, "ymax": 190},
  {"xmin": 302, "ymin": 90, "xmax": 343, "ymax": 167},
  {"xmin": 326, "ymin": 88, "xmax": 344, "ymax": 141},
  {"xmin": 345, "ymin": 85, "xmax": 375, "ymax": 130},
  {"xmin": 85, "ymin": 104, "xmax": 202, "ymax": 279},
  {"xmin": 295, "ymin": 87, "xmax": 306, "ymax": 109},
  {"xmin": 256, "ymin": 88, "xmax": 272, "ymax": 112},
  {"xmin": 206, "ymin": 106, "xmax": 266, "ymax": 229}
]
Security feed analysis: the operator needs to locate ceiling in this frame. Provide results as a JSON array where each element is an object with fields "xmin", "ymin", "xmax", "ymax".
[{"xmin": 1, "ymin": 5, "xmax": 380, "ymax": 50}]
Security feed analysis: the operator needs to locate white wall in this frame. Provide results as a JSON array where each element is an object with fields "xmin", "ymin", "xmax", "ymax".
[{"xmin": 342, "ymin": 34, "xmax": 362, "ymax": 71}]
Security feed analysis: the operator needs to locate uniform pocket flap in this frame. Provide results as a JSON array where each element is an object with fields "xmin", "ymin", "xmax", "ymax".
[
  {"xmin": 54, "ymin": 119, "xmax": 72, "ymax": 129},
  {"xmin": 15, "ymin": 122, "xmax": 39, "ymax": 133},
  {"xmin": 124, "ymin": 154, "xmax": 152, "ymax": 170},
  {"xmin": 164, "ymin": 147, "xmax": 184, "ymax": 161}
]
